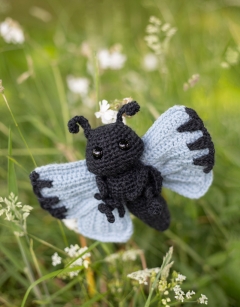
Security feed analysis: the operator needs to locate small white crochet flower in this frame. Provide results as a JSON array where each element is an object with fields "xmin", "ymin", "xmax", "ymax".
[
  {"xmin": 95, "ymin": 100, "xmax": 117, "ymax": 124},
  {"xmin": 0, "ymin": 18, "xmax": 24, "ymax": 44}
]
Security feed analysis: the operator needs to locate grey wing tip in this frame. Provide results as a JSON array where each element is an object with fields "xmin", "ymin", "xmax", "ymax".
[
  {"xmin": 29, "ymin": 170, "xmax": 67, "ymax": 219},
  {"xmin": 177, "ymin": 107, "xmax": 215, "ymax": 173}
]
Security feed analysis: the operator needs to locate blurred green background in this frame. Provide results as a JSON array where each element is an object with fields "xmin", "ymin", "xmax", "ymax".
[{"xmin": 0, "ymin": 0, "xmax": 240, "ymax": 306}]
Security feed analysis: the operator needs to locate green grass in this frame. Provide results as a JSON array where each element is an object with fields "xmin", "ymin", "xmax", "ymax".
[{"xmin": 1, "ymin": 0, "xmax": 240, "ymax": 306}]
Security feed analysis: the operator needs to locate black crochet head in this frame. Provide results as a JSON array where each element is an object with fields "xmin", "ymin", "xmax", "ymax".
[{"xmin": 68, "ymin": 101, "xmax": 144, "ymax": 176}]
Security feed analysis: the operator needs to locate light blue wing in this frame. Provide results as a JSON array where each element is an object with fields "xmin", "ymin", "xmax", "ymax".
[
  {"xmin": 31, "ymin": 160, "xmax": 133, "ymax": 242},
  {"xmin": 141, "ymin": 105, "xmax": 214, "ymax": 199}
]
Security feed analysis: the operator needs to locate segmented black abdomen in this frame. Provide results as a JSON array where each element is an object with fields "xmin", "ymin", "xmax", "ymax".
[{"xmin": 177, "ymin": 107, "xmax": 215, "ymax": 174}]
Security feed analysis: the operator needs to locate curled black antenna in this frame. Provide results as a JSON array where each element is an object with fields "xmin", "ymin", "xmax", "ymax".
[
  {"xmin": 68, "ymin": 116, "xmax": 92, "ymax": 139},
  {"xmin": 116, "ymin": 101, "xmax": 140, "ymax": 123}
]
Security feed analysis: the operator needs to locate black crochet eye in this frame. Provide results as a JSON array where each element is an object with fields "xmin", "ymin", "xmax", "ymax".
[
  {"xmin": 118, "ymin": 139, "xmax": 130, "ymax": 150},
  {"xmin": 92, "ymin": 146, "xmax": 103, "ymax": 159}
]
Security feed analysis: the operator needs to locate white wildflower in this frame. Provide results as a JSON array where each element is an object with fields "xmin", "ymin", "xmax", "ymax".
[
  {"xmin": 105, "ymin": 249, "xmax": 142, "ymax": 263},
  {"xmin": 52, "ymin": 252, "xmax": 62, "ymax": 266},
  {"xmin": 22, "ymin": 205, "xmax": 33, "ymax": 212},
  {"xmin": 145, "ymin": 35, "xmax": 159, "ymax": 44},
  {"xmin": 64, "ymin": 245, "xmax": 91, "ymax": 278},
  {"xmin": 146, "ymin": 24, "xmax": 159, "ymax": 34},
  {"xmin": 176, "ymin": 273, "xmax": 186, "ymax": 282},
  {"xmin": 122, "ymin": 249, "xmax": 142, "ymax": 262},
  {"xmin": 97, "ymin": 48, "xmax": 126, "ymax": 70},
  {"xmin": 189, "ymin": 74, "xmax": 200, "ymax": 87},
  {"xmin": 183, "ymin": 82, "xmax": 189, "ymax": 91},
  {"xmin": 167, "ymin": 27, "xmax": 177, "ymax": 37},
  {"xmin": 186, "ymin": 290, "xmax": 196, "ymax": 299},
  {"xmin": 162, "ymin": 299, "xmax": 167, "ymax": 305},
  {"xmin": 162, "ymin": 23, "xmax": 171, "ymax": 32},
  {"xmin": 122, "ymin": 97, "xmax": 134, "ymax": 104},
  {"xmin": 66, "ymin": 75, "xmax": 89, "ymax": 96},
  {"xmin": 158, "ymin": 279, "xmax": 168, "ymax": 292},
  {"xmin": 62, "ymin": 219, "xmax": 78, "ymax": 232},
  {"xmin": 0, "ymin": 18, "xmax": 24, "ymax": 44},
  {"xmin": 105, "ymin": 253, "xmax": 120, "ymax": 263},
  {"xmin": 81, "ymin": 41, "xmax": 92, "ymax": 58},
  {"xmin": 143, "ymin": 53, "xmax": 158, "ymax": 71},
  {"xmin": 145, "ymin": 16, "xmax": 176, "ymax": 57},
  {"xmin": 173, "ymin": 284, "xmax": 185, "ymax": 302},
  {"xmin": 183, "ymin": 74, "xmax": 200, "ymax": 91},
  {"xmin": 69, "ymin": 271, "xmax": 78, "ymax": 278},
  {"xmin": 0, "ymin": 193, "xmax": 33, "ymax": 235},
  {"xmin": 95, "ymin": 99, "xmax": 117, "ymax": 124},
  {"xmin": 149, "ymin": 16, "xmax": 161, "ymax": 25},
  {"xmin": 64, "ymin": 244, "xmax": 81, "ymax": 257},
  {"xmin": 198, "ymin": 294, "xmax": 208, "ymax": 305},
  {"xmin": 5, "ymin": 211, "xmax": 14, "ymax": 221},
  {"xmin": 127, "ymin": 269, "xmax": 149, "ymax": 285},
  {"xmin": 127, "ymin": 267, "xmax": 160, "ymax": 285}
]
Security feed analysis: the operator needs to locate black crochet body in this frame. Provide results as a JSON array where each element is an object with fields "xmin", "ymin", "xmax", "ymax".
[{"xmin": 94, "ymin": 161, "xmax": 170, "ymax": 231}]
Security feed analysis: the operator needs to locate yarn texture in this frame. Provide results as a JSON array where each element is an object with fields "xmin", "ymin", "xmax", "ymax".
[{"xmin": 30, "ymin": 102, "xmax": 215, "ymax": 242}]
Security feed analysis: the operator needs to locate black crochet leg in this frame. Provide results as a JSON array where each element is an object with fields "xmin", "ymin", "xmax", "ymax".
[
  {"xmin": 98, "ymin": 203, "xmax": 115, "ymax": 223},
  {"xmin": 95, "ymin": 193, "xmax": 126, "ymax": 219},
  {"xmin": 126, "ymin": 195, "xmax": 170, "ymax": 232},
  {"xmin": 117, "ymin": 205, "xmax": 125, "ymax": 218}
]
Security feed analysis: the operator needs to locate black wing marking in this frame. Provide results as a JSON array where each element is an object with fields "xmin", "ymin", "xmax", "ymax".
[
  {"xmin": 30, "ymin": 171, "xmax": 67, "ymax": 219},
  {"xmin": 177, "ymin": 107, "xmax": 215, "ymax": 174}
]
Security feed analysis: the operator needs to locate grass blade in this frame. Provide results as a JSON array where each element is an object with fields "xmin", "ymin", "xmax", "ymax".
[{"xmin": 8, "ymin": 128, "xmax": 18, "ymax": 195}]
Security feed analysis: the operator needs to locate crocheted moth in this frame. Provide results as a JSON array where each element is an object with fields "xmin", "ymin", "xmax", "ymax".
[{"xmin": 30, "ymin": 101, "xmax": 214, "ymax": 242}]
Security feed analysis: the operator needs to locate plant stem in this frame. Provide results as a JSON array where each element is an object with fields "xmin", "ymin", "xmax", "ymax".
[
  {"xmin": 29, "ymin": 239, "xmax": 52, "ymax": 306},
  {"xmin": 51, "ymin": 63, "xmax": 72, "ymax": 146},
  {"xmin": 15, "ymin": 234, "xmax": 43, "ymax": 302},
  {"xmin": 94, "ymin": 52, "xmax": 100, "ymax": 109},
  {"xmin": 57, "ymin": 220, "xmax": 68, "ymax": 247},
  {"xmin": 1, "ymin": 93, "xmax": 37, "ymax": 168},
  {"xmin": 79, "ymin": 235, "xmax": 96, "ymax": 297}
]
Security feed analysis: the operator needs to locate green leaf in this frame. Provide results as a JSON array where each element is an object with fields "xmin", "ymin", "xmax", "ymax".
[{"xmin": 8, "ymin": 128, "xmax": 18, "ymax": 195}]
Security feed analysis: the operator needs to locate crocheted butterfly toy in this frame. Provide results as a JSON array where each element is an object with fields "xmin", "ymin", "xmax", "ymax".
[{"xmin": 30, "ymin": 101, "xmax": 214, "ymax": 243}]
